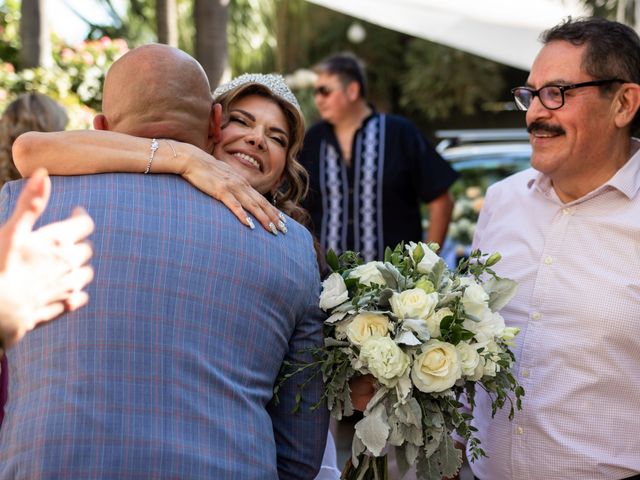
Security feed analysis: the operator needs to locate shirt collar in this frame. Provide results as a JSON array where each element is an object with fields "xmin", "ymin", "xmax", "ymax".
[{"xmin": 526, "ymin": 137, "xmax": 640, "ymax": 202}]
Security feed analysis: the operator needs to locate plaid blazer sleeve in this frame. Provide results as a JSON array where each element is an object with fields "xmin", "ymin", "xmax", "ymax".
[{"xmin": 267, "ymin": 245, "xmax": 329, "ymax": 479}]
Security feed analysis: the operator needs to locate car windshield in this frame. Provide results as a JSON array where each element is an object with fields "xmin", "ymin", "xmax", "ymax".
[{"xmin": 434, "ymin": 131, "xmax": 532, "ymax": 267}]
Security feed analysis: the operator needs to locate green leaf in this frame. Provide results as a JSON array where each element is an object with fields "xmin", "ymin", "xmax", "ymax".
[{"xmin": 326, "ymin": 249, "xmax": 339, "ymax": 272}]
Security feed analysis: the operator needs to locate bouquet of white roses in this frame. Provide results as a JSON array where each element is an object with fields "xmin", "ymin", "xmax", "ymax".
[{"xmin": 284, "ymin": 241, "xmax": 523, "ymax": 480}]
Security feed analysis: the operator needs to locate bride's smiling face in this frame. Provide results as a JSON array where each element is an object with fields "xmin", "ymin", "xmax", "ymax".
[{"xmin": 213, "ymin": 94, "xmax": 290, "ymax": 194}]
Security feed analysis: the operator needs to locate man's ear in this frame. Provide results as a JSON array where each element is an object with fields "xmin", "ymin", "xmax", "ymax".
[
  {"xmin": 93, "ymin": 114, "xmax": 109, "ymax": 131},
  {"xmin": 206, "ymin": 103, "xmax": 222, "ymax": 153},
  {"xmin": 614, "ymin": 83, "xmax": 640, "ymax": 129},
  {"xmin": 346, "ymin": 81, "xmax": 360, "ymax": 102}
]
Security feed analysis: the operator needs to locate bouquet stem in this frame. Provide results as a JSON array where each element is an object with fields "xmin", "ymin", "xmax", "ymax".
[{"xmin": 341, "ymin": 454, "xmax": 388, "ymax": 480}]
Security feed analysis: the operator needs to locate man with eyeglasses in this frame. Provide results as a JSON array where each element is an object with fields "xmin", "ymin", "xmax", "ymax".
[
  {"xmin": 299, "ymin": 52, "xmax": 458, "ymax": 263},
  {"xmin": 465, "ymin": 17, "xmax": 640, "ymax": 480}
]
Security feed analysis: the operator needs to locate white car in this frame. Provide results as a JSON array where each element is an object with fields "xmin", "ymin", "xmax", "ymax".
[{"xmin": 435, "ymin": 129, "xmax": 531, "ymax": 267}]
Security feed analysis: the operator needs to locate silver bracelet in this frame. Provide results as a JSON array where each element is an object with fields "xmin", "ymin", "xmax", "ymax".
[{"xmin": 144, "ymin": 138, "xmax": 159, "ymax": 174}]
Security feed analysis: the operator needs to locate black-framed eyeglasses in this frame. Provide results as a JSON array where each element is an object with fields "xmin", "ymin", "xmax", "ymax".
[
  {"xmin": 511, "ymin": 79, "xmax": 628, "ymax": 111},
  {"xmin": 313, "ymin": 86, "xmax": 334, "ymax": 97}
]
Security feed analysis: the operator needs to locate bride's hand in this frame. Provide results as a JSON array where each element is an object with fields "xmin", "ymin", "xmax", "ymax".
[{"xmin": 181, "ymin": 148, "xmax": 286, "ymax": 234}]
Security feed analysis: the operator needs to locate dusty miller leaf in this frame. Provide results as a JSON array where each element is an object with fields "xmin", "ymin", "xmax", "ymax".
[
  {"xmin": 484, "ymin": 277, "xmax": 518, "ymax": 311},
  {"xmin": 355, "ymin": 403, "xmax": 390, "ymax": 456},
  {"xmin": 395, "ymin": 330, "xmax": 421, "ymax": 346}
]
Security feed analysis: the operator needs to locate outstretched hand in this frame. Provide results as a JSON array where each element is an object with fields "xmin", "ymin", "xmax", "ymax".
[
  {"xmin": 181, "ymin": 150, "xmax": 287, "ymax": 234},
  {"xmin": 0, "ymin": 169, "xmax": 95, "ymax": 349}
]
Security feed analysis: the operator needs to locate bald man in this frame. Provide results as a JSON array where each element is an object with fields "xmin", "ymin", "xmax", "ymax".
[{"xmin": 0, "ymin": 45, "xmax": 327, "ymax": 479}]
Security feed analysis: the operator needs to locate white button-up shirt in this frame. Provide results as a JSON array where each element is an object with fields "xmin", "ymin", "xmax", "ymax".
[{"xmin": 469, "ymin": 141, "xmax": 640, "ymax": 480}]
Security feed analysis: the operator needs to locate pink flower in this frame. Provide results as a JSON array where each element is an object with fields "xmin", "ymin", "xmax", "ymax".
[{"xmin": 81, "ymin": 51, "xmax": 95, "ymax": 65}]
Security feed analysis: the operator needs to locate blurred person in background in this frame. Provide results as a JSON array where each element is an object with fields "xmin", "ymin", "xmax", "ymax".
[
  {"xmin": 0, "ymin": 93, "xmax": 68, "ymax": 188},
  {"xmin": 300, "ymin": 52, "xmax": 458, "ymax": 262}
]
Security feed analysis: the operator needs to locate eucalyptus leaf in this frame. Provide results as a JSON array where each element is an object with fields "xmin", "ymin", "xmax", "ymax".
[
  {"xmin": 355, "ymin": 403, "xmax": 390, "ymax": 456},
  {"xmin": 484, "ymin": 277, "xmax": 518, "ymax": 311}
]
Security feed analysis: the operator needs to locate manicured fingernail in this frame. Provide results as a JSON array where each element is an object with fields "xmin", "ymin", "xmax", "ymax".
[
  {"xmin": 279, "ymin": 212, "xmax": 287, "ymax": 223},
  {"xmin": 246, "ymin": 217, "xmax": 255, "ymax": 230},
  {"xmin": 278, "ymin": 221, "xmax": 287, "ymax": 234},
  {"xmin": 269, "ymin": 222, "xmax": 278, "ymax": 236}
]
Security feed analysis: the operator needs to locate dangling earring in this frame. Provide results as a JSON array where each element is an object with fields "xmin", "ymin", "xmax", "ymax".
[{"xmin": 271, "ymin": 190, "xmax": 278, "ymax": 205}]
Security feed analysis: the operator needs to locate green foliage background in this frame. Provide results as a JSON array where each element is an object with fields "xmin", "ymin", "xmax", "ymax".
[{"xmin": 0, "ymin": 0, "xmax": 619, "ymax": 131}]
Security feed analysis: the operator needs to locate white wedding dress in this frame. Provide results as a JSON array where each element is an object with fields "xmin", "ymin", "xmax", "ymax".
[{"xmin": 314, "ymin": 431, "xmax": 341, "ymax": 480}]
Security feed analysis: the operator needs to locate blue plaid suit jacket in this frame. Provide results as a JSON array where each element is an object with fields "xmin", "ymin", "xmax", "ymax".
[{"xmin": 0, "ymin": 173, "xmax": 328, "ymax": 479}]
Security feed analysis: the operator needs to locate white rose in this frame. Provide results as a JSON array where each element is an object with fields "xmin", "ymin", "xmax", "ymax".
[
  {"xmin": 406, "ymin": 241, "xmax": 441, "ymax": 274},
  {"xmin": 390, "ymin": 289, "xmax": 438, "ymax": 320},
  {"xmin": 359, "ymin": 336, "xmax": 410, "ymax": 387},
  {"xmin": 470, "ymin": 355, "xmax": 485, "ymax": 381},
  {"xmin": 461, "ymin": 281, "xmax": 490, "ymax": 319},
  {"xmin": 464, "ymin": 310, "xmax": 506, "ymax": 343},
  {"xmin": 424, "ymin": 307, "xmax": 453, "ymax": 339},
  {"xmin": 348, "ymin": 262, "xmax": 386, "ymax": 286},
  {"xmin": 411, "ymin": 339, "xmax": 461, "ymax": 393},
  {"xmin": 481, "ymin": 341, "xmax": 501, "ymax": 377},
  {"xmin": 456, "ymin": 342, "xmax": 481, "ymax": 378},
  {"xmin": 319, "ymin": 273, "xmax": 349, "ymax": 310},
  {"xmin": 346, "ymin": 312, "xmax": 390, "ymax": 346}
]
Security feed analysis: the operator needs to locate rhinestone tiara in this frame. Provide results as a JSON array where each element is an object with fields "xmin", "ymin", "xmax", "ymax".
[{"xmin": 213, "ymin": 73, "xmax": 301, "ymax": 112}]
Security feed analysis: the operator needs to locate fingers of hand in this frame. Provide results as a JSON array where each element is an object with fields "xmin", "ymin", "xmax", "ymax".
[
  {"xmin": 64, "ymin": 291, "xmax": 90, "ymax": 311},
  {"xmin": 243, "ymin": 194, "xmax": 287, "ymax": 236},
  {"xmin": 30, "ymin": 302, "xmax": 66, "ymax": 329},
  {"xmin": 37, "ymin": 209, "xmax": 95, "ymax": 246},
  {"xmin": 8, "ymin": 169, "xmax": 51, "ymax": 239}
]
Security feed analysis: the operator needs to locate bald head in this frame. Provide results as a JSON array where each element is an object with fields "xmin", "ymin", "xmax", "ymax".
[{"xmin": 100, "ymin": 44, "xmax": 214, "ymax": 149}]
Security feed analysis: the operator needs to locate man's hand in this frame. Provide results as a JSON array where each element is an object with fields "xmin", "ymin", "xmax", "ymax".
[
  {"xmin": 350, "ymin": 374, "xmax": 377, "ymax": 411},
  {"xmin": 0, "ymin": 169, "xmax": 95, "ymax": 349}
]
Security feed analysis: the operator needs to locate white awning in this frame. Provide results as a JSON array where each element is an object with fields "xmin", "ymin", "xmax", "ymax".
[{"xmin": 305, "ymin": 0, "xmax": 590, "ymax": 71}]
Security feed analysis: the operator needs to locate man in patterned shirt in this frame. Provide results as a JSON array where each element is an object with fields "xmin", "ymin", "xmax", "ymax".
[{"xmin": 300, "ymin": 52, "xmax": 458, "ymax": 262}]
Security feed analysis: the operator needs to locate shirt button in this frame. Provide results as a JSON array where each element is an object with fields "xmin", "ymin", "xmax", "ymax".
[
  {"xmin": 531, "ymin": 311, "xmax": 542, "ymax": 321},
  {"xmin": 544, "ymin": 256, "xmax": 553, "ymax": 265},
  {"xmin": 521, "ymin": 369, "xmax": 530, "ymax": 378},
  {"xmin": 562, "ymin": 208, "xmax": 571, "ymax": 215},
  {"xmin": 516, "ymin": 426, "xmax": 524, "ymax": 435}
]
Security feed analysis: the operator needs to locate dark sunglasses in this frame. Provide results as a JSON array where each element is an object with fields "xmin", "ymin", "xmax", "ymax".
[{"xmin": 313, "ymin": 86, "xmax": 334, "ymax": 97}]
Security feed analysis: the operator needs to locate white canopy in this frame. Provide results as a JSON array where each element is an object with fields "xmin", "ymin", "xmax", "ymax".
[{"xmin": 305, "ymin": 0, "xmax": 590, "ymax": 71}]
